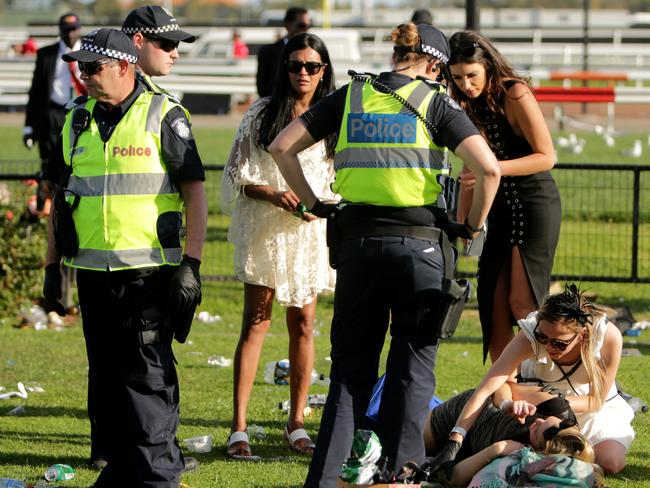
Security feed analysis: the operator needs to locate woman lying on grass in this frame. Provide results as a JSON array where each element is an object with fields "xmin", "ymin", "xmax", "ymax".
[{"xmin": 422, "ymin": 383, "xmax": 602, "ymax": 486}]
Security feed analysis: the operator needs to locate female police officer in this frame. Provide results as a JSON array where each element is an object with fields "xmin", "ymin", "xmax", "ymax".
[{"xmin": 269, "ymin": 23, "xmax": 500, "ymax": 487}]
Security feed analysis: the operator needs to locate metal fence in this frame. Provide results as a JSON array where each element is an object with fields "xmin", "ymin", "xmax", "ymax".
[{"xmin": 1, "ymin": 162, "xmax": 649, "ymax": 296}]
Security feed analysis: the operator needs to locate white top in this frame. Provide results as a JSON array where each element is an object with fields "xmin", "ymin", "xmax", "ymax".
[
  {"xmin": 221, "ymin": 98, "xmax": 337, "ymax": 308},
  {"xmin": 518, "ymin": 312, "xmax": 635, "ymax": 448},
  {"xmin": 51, "ymin": 40, "xmax": 81, "ymax": 106}
]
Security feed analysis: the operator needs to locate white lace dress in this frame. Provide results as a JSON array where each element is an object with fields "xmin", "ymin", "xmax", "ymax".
[
  {"xmin": 518, "ymin": 312, "xmax": 635, "ymax": 449},
  {"xmin": 221, "ymin": 98, "xmax": 337, "ymax": 308}
]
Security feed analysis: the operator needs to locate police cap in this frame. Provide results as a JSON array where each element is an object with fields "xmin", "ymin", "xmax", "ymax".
[
  {"xmin": 415, "ymin": 24, "xmax": 450, "ymax": 65},
  {"xmin": 122, "ymin": 6, "xmax": 196, "ymax": 43},
  {"xmin": 62, "ymin": 28, "xmax": 138, "ymax": 64}
]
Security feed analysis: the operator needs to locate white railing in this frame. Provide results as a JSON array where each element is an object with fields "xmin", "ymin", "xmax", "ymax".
[{"xmin": 3, "ymin": 41, "xmax": 650, "ymax": 107}]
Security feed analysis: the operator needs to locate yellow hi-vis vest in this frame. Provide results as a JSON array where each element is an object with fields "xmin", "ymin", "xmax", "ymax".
[
  {"xmin": 61, "ymin": 91, "xmax": 185, "ymax": 271},
  {"xmin": 333, "ymin": 79, "xmax": 448, "ymax": 207},
  {"xmin": 137, "ymin": 71, "xmax": 191, "ymax": 123}
]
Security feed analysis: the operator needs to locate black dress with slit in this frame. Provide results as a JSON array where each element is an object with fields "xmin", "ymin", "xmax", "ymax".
[{"xmin": 475, "ymin": 81, "xmax": 561, "ymax": 362}]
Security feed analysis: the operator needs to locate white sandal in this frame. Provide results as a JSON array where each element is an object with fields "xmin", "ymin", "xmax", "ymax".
[
  {"xmin": 283, "ymin": 425, "xmax": 315, "ymax": 455},
  {"xmin": 227, "ymin": 431, "xmax": 261, "ymax": 461}
]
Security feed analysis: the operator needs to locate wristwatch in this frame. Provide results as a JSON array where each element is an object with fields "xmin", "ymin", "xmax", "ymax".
[
  {"xmin": 450, "ymin": 425, "xmax": 467, "ymax": 438},
  {"xmin": 464, "ymin": 217, "xmax": 483, "ymax": 234}
]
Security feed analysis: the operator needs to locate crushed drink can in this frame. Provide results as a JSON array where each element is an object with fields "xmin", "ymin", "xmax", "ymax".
[{"xmin": 44, "ymin": 464, "xmax": 75, "ymax": 482}]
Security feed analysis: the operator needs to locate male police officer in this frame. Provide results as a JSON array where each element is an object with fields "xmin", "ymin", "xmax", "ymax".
[
  {"xmin": 122, "ymin": 5, "xmax": 196, "ymax": 93},
  {"xmin": 73, "ymin": 6, "xmax": 200, "ymax": 470},
  {"xmin": 270, "ymin": 23, "xmax": 500, "ymax": 486},
  {"xmin": 42, "ymin": 29, "xmax": 207, "ymax": 487}
]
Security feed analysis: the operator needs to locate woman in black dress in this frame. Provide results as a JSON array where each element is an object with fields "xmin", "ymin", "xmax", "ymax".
[{"xmin": 447, "ymin": 31, "xmax": 561, "ymax": 363}]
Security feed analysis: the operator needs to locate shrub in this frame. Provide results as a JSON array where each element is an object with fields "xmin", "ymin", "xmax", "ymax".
[{"xmin": 0, "ymin": 181, "xmax": 47, "ymax": 320}]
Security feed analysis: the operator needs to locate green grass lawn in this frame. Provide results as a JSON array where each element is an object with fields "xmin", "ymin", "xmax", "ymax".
[
  {"xmin": 1, "ymin": 122, "xmax": 650, "ymax": 486},
  {"xmin": 1, "ymin": 286, "xmax": 650, "ymax": 487}
]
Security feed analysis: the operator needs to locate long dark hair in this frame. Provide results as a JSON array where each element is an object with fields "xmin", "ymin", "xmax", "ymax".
[
  {"xmin": 447, "ymin": 30, "xmax": 529, "ymax": 130},
  {"xmin": 255, "ymin": 33, "xmax": 336, "ymax": 159}
]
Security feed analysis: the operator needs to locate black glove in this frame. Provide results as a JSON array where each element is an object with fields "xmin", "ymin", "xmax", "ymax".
[
  {"xmin": 169, "ymin": 255, "xmax": 202, "ymax": 314},
  {"xmin": 441, "ymin": 222, "xmax": 473, "ymax": 240},
  {"xmin": 43, "ymin": 263, "xmax": 66, "ymax": 316},
  {"xmin": 419, "ymin": 439, "xmax": 462, "ymax": 482},
  {"xmin": 309, "ymin": 200, "xmax": 337, "ymax": 219},
  {"xmin": 23, "ymin": 133, "xmax": 34, "ymax": 150}
]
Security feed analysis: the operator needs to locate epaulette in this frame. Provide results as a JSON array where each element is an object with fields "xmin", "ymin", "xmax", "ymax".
[
  {"xmin": 348, "ymin": 69, "xmax": 379, "ymax": 80},
  {"xmin": 415, "ymin": 76, "xmax": 447, "ymax": 94},
  {"xmin": 64, "ymin": 95, "xmax": 88, "ymax": 112}
]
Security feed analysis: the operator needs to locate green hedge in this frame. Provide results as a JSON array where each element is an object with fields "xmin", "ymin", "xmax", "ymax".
[{"xmin": 0, "ymin": 182, "xmax": 47, "ymax": 320}]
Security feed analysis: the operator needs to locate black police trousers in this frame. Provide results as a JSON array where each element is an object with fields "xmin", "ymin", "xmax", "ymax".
[
  {"xmin": 304, "ymin": 236, "xmax": 445, "ymax": 488},
  {"xmin": 77, "ymin": 267, "xmax": 185, "ymax": 488}
]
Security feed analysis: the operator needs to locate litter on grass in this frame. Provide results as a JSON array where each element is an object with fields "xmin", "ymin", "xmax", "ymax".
[
  {"xmin": 207, "ymin": 355, "xmax": 232, "ymax": 367},
  {"xmin": 0, "ymin": 383, "xmax": 27, "ymax": 400}
]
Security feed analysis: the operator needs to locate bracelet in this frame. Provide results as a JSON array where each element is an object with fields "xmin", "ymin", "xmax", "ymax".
[
  {"xmin": 499, "ymin": 399, "xmax": 513, "ymax": 412},
  {"xmin": 240, "ymin": 185, "xmax": 248, "ymax": 197},
  {"xmin": 450, "ymin": 425, "xmax": 467, "ymax": 438},
  {"xmin": 464, "ymin": 217, "xmax": 483, "ymax": 234}
]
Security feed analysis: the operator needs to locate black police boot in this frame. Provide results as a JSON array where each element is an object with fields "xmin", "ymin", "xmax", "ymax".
[
  {"xmin": 90, "ymin": 457, "xmax": 107, "ymax": 469},
  {"xmin": 183, "ymin": 456, "xmax": 199, "ymax": 473}
]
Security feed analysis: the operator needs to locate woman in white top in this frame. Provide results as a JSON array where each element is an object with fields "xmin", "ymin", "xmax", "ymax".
[
  {"xmin": 221, "ymin": 33, "xmax": 337, "ymax": 459},
  {"xmin": 428, "ymin": 284, "xmax": 633, "ymax": 475}
]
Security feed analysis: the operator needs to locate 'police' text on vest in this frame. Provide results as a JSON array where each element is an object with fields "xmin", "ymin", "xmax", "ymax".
[
  {"xmin": 347, "ymin": 113, "xmax": 417, "ymax": 144},
  {"xmin": 112, "ymin": 145, "xmax": 153, "ymax": 157}
]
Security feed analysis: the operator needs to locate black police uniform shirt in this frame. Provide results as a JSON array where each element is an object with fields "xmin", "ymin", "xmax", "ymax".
[
  {"xmin": 44, "ymin": 78, "xmax": 205, "ymax": 186},
  {"xmin": 300, "ymin": 71, "xmax": 480, "ymax": 228}
]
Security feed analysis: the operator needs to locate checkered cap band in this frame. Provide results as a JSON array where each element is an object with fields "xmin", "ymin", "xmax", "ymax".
[
  {"xmin": 421, "ymin": 44, "xmax": 449, "ymax": 64},
  {"xmin": 122, "ymin": 24, "xmax": 180, "ymax": 35},
  {"xmin": 81, "ymin": 42, "xmax": 138, "ymax": 63}
]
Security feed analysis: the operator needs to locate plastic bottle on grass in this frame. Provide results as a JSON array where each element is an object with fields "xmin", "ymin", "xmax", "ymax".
[
  {"xmin": 263, "ymin": 359, "xmax": 290, "ymax": 385},
  {"xmin": 0, "ymin": 479, "xmax": 27, "ymax": 488},
  {"xmin": 248, "ymin": 424, "xmax": 267, "ymax": 440}
]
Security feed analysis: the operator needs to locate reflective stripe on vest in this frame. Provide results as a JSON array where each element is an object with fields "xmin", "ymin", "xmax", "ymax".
[
  {"xmin": 73, "ymin": 247, "xmax": 183, "ymax": 270},
  {"xmin": 61, "ymin": 92, "xmax": 186, "ymax": 271},
  {"xmin": 332, "ymin": 79, "xmax": 447, "ymax": 207},
  {"xmin": 67, "ymin": 173, "xmax": 176, "ymax": 197}
]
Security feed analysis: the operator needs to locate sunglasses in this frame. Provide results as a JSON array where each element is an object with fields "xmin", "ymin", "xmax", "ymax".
[
  {"xmin": 78, "ymin": 59, "xmax": 114, "ymax": 76},
  {"xmin": 285, "ymin": 60, "xmax": 326, "ymax": 75},
  {"xmin": 145, "ymin": 35, "xmax": 179, "ymax": 53},
  {"xmin": 542, "ymin": 418, "xmax": 577, "ymax": 442},
  {"xmin": 533, "ymin": 325, "xmax": 579, "ymax": 351},
  {"xmin": 295, "ymin": 21, "xmax": 312, "ymax": 30},
  {"xmin": 452, "ymin": 42, "xmax": 481, "ymax": 59}
]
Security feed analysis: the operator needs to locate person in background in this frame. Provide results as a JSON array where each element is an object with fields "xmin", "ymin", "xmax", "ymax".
[
  {"xmin": 24, "ymin": 13, "xmax": 83, "ymax": 315},
  {"xmin": 411, "ymin": 8, "xmax": 433, "ymax": 25},
  {"xmin": 42, "ymin": 28, "xmax": 207, "ymax": 486},
  {"xmin": 256, "ymin": 6, "xmax": 311, "ymax": 97},
  {"xmin": 122, "ymin": 5, "xmax": 196, "ymax": 93},
  {"xmin": 232, "ymin": 30, "xmax": 250, "ymax": 59},
  {"xmin": 427, "ymin": 284, "xmax": 634, "ymax": 476},
  {"xmin": 20, "ymin": 37, "xmax": 38, "ymax": 56},
  {"xmin": 24, "ymin": 13, "xmax": 83, "ymax": 212},
  {"xmin": 447, "ymin": 30, "xmax": 561, "ymax": 364},
  {"xmin": 269, "ymin": 22, "xmax": 500, "ymax": 487},
  {"xmin": 222, "ymin": 33, "xmax": 336, "ymax": 460}
]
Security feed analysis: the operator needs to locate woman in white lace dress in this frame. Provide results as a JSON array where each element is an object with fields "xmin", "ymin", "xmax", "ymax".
[
  {"xmin": 221, "ymin": 33, "xmax": 337, "ymax": 459},
  {"xmin": 430, "ymin": 284, "xmax": 633, "ymax": 476}
]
